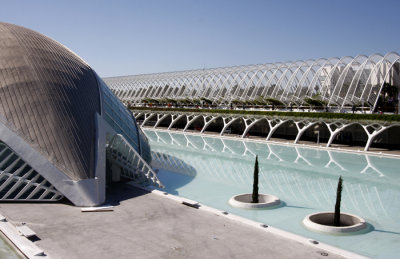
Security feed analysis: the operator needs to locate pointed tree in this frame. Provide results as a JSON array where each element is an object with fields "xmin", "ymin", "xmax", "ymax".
[
  {"xmin": 252, "ymin": 155, "xmax": 259, "ymax": 203},
  {"xmin": 333, "ymin": 176, "xmax": 343, "ymax": 227}
]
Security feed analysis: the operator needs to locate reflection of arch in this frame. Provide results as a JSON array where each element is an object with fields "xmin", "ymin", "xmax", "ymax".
[
  {"xmin": 146, "ymin": 128, "xmax": 400, "ymax": 219},
  {"xmin": 360, "ymin": 154, "xmax": 384, "ymax": 177},
  {"xmin": 293, "ymin": 146, "xmax": 312, "ymax": 166},
  {"xmin": 221, "ymin": 139, "xmax": 235, "ymax": 154},
  {"xmin": 145, "ymin": 129, "xmax": 393, "ymax": 183},
  {"xmin": 324, "ymin": 150, "xmax": 346, "ymax": 171},
  {"xmin": 265, "ymin": 144, "xmax": 283, "ymax": 162}
]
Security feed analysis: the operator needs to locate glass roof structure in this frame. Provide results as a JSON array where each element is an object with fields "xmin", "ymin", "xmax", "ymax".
[{"xmin": 104, "ymin": 53, "xmax": 400, "ymax": 111}]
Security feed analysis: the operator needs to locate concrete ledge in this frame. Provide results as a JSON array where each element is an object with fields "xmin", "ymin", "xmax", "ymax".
[
  {"xmin": 303, "ymin": 212, "xmax": 367, "ymax": 234},
  {"xmin": 0, "ymin": 214, "xmax": 48, "ymax": 258},
  {"xmin": 228, "ymin": 194, "xmax": 280, "ymax": 209}
]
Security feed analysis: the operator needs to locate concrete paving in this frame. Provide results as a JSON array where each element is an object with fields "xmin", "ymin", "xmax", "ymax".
[{"xmin": 0, "ymin": 184, "xmax": 344, "ymax": 259}]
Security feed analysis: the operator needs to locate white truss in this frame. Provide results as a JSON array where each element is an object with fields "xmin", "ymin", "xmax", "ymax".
[
  {"xmin": 134, "ymin": 111, "xmax": 400, "ymax": 151},
  {"xmin": 104, "ymin": 52, "xmax": 400, "ymax": 111},
  {"xmin": 106, "ymin": 134, "xmax": 163, "ymax": 188},
  {"xmin": 0, "ymin": 142, "xmax": 63, "ymax": 201}
]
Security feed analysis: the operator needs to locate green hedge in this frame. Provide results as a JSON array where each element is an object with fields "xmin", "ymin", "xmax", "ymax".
[{"xmin": 130, "ymin": 107, "xmax": 400, "ymax": 122}]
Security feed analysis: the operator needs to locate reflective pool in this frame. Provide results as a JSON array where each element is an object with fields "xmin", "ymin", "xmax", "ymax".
[{"xmin": 145, "ymin": 129, "xmax": 400, "ymax": 259}]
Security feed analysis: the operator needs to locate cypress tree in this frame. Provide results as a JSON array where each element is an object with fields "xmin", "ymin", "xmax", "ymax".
[
  {"xmin": 333, "ymin": 176, "xmax": 343, "ymax": 227},
  {"xmin": 252, "ymin": 155, "xmax": 259, "ymax": 203}
]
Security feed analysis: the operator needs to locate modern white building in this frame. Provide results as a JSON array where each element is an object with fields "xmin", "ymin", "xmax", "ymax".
[{"xmin": 0, "ymin": 22, "xmax": 161, "ymax": 206}]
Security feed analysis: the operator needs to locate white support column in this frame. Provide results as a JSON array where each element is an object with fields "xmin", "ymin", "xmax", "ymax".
[
  {"xmin": 220, "ymin": 117, "xmax": 239, "ymax": 136},
  {"xmin": 167, "ymin": 114, "xmax": 185, "ymax": 130},
  {"xmin": 241, "ymin": 118, "xmax": 262, "ymax": 138},
  {"xmin": 266, "ymin": 119, "xmax": 287, "ymax": 141},
  {"xmin": 154, "ymin": 114, "xmax": 170, "ymax": 128},
  {"xmin": 293, "ymin": 120, "xmax": 316, "ymax": 144},
  {"xmin": 141, "ymin": 113, "xmax": 156, "ymax": 126},
  {"xmin": 362, "ymin": 124, "xmax": 388, "ymax": 151},
  {"xmin": 183, "ymin": 115, "xmax": 202, "ymax": 132},
  {"xmin": 200, "ymin": 116, "xmax": 219, "ymax": 133},
  {"xmin": 326, "ymin": 121, "xmax": 352, "ymax": 147}
]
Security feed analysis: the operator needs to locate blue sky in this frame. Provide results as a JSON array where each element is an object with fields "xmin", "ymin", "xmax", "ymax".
[{"xmin": 1, "ymin": 0, "xmax": 400, "ymax": 77}]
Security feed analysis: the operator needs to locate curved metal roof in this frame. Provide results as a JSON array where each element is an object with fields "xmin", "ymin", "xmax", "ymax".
[{"xmin": 0, "ymin": 22, "xmax": 101, "ymax": 180}]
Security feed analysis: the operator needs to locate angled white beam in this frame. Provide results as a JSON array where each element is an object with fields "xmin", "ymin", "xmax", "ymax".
[
  {"xmin": 200, "ymin": 116, "xmax": 219, "ymax": 134},
  {"xmin": 154, "ymin": 114, "xmax": 170, "ymax": 128},
  {"xmin": 220, "ymin": 117, "xmax": 240, "ymax": 136},
  {"xmin": 266, "ymin": 119, "xmax": 288, "ymax": 141},
  {"xmin": 183, "ymin": 115, "xmax": 202, "ymax": 132},
  {"xmin": 241, "ymin": 118, "xmax": 263, "ymax": 138},
  {"xmin": 167, "ymin": 114, "xmax": 185, "ymax": 130}
]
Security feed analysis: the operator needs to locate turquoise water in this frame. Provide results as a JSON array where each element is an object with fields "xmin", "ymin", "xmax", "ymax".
[
  {"xmin": 0, "ymin": 235, "xmax": 22, "ymax": 259},
  {"xmin": 145, "ymin": 129, "xmax": 400, "ymax": 259}
]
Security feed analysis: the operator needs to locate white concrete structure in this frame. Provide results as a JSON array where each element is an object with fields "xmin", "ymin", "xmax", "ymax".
[
  {"xmin": 0, "ymin": 22, "xmax": 161, "ymax": 206},
  {"xmin": 229, "ymin": 194, "xmax": 280, "ymax": 209},
  {"xmin": 134, "ymin": 110, "xmax": 400, "ymax": 151},
  {"xmin": 303, "ymin": 212, "xmax": 367, "ymax": 234}
]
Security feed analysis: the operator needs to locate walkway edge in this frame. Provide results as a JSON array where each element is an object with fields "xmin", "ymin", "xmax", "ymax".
[{"xmin": 0, "ymin": 214, "xmax": 49, "ymax": 259}]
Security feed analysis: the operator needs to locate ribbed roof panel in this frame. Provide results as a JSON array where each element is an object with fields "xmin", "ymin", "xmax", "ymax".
[{"xmin": 0, "ymin": 22, "xmax": 101, "ymax": 180}]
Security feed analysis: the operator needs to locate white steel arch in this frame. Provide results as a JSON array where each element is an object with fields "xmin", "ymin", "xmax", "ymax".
[{"xmin": 104, "ymin": 53, "xmax": 400, "ymax": 111}]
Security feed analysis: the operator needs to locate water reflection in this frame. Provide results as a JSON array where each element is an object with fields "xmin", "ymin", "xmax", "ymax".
[{"xmin": 145, "ymin": 129, "xmax": 400, "ymax": 224}]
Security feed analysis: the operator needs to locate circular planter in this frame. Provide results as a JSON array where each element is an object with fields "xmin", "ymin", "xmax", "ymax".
[
  {"xmin": 303, "ymin": 212, "xmax": 367, "ymax": 234},
  {"xmin": 229, "ymin": 194, "xmax": 280, "ymax": 209}
]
